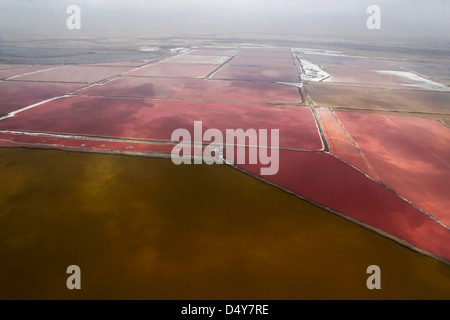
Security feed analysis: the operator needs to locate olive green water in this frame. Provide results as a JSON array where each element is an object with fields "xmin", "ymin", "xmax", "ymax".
[{"xmin": 0, "ymin": 148, "xmax": 449, "ymax": 299}]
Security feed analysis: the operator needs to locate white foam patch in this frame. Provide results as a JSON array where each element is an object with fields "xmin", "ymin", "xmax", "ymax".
[
  {"xmin": 291, "ymin": 48, "xmax": 351, "ymax": 57},
  {"xmin": 161, "ymin": 55, "xmax": 230, "ymax": 65},
  {"xmin": 0, "ymin": 130, "xmax": 84, "ymax": 140},
  {"xmin": 376, "ymin": 70, "xmax": 450, "ymax": 92},
  {"xmin": 138, "ymin": 47, "xmax": 161, "ymax": 52},
  {"xmin": 299, "ymin": 59, "xmax": 331, "ymax": 82},
  {"xmin": 169, "ymin": 47, "xmax": 190, "ymax": 54}
]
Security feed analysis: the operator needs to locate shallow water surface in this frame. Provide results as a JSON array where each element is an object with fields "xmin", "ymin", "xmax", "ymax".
[{"xmin": 0, "ymin": 148, "xmax": 449, "ymax": 299}]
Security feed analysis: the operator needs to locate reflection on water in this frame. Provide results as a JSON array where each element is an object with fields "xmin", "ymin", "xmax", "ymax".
[
  {"xmin": 306, "ymin": 83, "xmax": 450, "ymax": 115},
  {"xmin": 0, "ymin": 148, "xmax": 449, "ymax": 299}
]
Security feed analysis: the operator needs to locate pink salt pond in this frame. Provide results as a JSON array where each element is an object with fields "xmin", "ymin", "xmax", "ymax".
[
  {"xmin": 11, "ymin": 65, "xmax": 135, "ymax": 83},
  {"xmin": 0, "ymin": 81, "xmax": 84, "ymax": 114},
  {"xmin": 0, "ymin": 96, "xmax": 322, "ymax": 151},
  {"xmin": 75, "ymin": 77, "xmax": 302, "ymax": 104},
  {"xmin": 0, "ymin": 47, "xmax": 448, "ymax": 266},
  {"xmin": 125, "ymin": 63, "xmax": 220, "ymax": 79}
]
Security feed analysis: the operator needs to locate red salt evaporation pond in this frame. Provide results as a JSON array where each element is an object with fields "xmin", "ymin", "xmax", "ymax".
[
  {"xmin": 315, "ymin": 108, "xmax": 376, "ymax": 177},
  {"xmin": 0, "ymin": 65, "xmax": 61, "ymax": 80},
  {"xmin": 212, "ymin": 65, "xmax": 300, "ymax": 82},
  {"xmin": 11, "ymin": 65, "xmax": 134, "ymax": 83},
  {"xmin": 236, "ymin": 150, "xmax": 450, "ymax": 263},
  {"xmin": 187, "ymin": 49, "xmax": 239, "ymax": 56},
  {"xmin": 0, "ymin": 96, "xmax": 322, "ymax": 151},
  {"xmin": 336, "ymin": 112, "xmax": 450, "ymax": 227},
  {"xmin": 76, "ymin": 77, "xmax": 302, "ymax": 104},
  {"xmin": 0, "ymin": 81, "xmax": 84, "ymax": 114},
  {"xmin": 229, "ymin": 56, "xmax": 295, "ymax": 68},
  {"xmin": 125, "ymin": 63, "xmax": 219, "ymax": 79}
]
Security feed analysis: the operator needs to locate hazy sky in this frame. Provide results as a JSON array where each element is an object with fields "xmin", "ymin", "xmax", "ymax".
[{"xmin": 0, "ymin": 0, "xmax": 449, "ymax": 41}]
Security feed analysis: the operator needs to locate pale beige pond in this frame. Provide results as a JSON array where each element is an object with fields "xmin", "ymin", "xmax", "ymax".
[{"xmin": 0, "ymin": 148, "xmax": 448, "ymax": 299}]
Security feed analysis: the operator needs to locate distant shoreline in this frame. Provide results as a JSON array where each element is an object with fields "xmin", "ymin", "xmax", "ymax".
[{"xmin": 1, "ymin": 36, "xmax": 450, "ymax": 65}]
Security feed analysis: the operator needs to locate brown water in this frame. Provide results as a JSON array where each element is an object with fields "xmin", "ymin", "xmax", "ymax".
[
  {"xmin": 0, "ymin": 148, "xmax": 449, "ymax": 299},
  {"xmin": 305, "ymin": 83, "xmax": 450, "ymax": 116}
]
